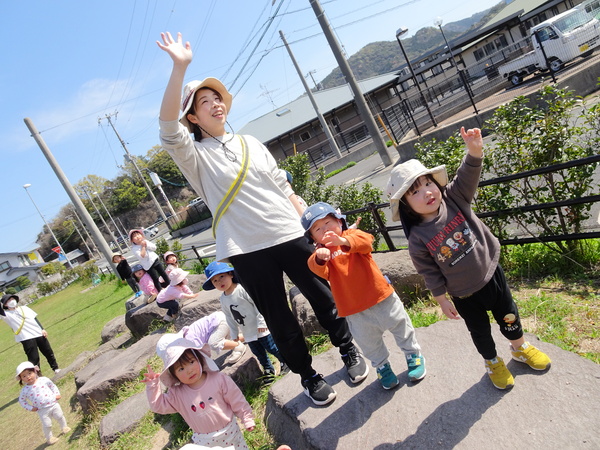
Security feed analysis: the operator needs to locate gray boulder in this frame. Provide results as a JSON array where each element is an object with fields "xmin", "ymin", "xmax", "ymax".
[
  {"xmin": 99, "ymin": 391, "xmax": 150, "ymax": 446},
  {"xmin": 101, "ymin": 315, "xmax": 129, "ymax": 343},
  {"xmin": 372, "ymin": 250, "xmax": 425, "ymax": 299},
  {"xmin": 174, "ymin": 289, "xmax": 221, "ymax": 329},
  {"xmin": 125, "ymin": 302, "xmax": 165, "ymax": 338},
  {"xmin": 76, "ymin": 333, "xmax": 161, "ymax": 415},
  {"xmin": 75, "ymin": 350, "xmax": 121, "ymax": 390},
  {"xmin": 53, "ymin": 350, "xmax": 93, "ymax": 383},
  {"xmin": 290, "ymin": 286, "xmax": 327, "ymax": 336},
  {"xmin": 93, "ymin": 332, "xmax": 133, "ymax": 358}
]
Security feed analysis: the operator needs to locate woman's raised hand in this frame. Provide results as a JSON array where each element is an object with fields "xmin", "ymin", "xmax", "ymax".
[{"xmin": 156, "ymin": 32, "xmax": 192, "ymax": 66}]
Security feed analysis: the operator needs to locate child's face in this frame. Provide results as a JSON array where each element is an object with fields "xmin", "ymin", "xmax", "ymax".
[
  {"xmin": 131, "ymin": 232, "xmax": 144, "ymax": 245},
  {"xmin": 19, "ymin": 369, "xmax": 38, "ymax": 385},
  {"xmin": 404, "ymin": 175, "xmax": 442, "ymax": 222},
  {"xmin": 211, "ymin": 272, "xmax": 234, "ymax": 292},
  {"xmin": 172, "ymin": 352, "xmax": 203, "ymax": 387},
  {"xmin": 310, "ymin": 215, "xmax": 343, "ymax": 245},
  {"xmin": 188, "ymin": 88, "xmax": 227, "ymax": 131},
  {"xmin": 166, "ymin": 255, "xmax": 177, "ymax": 265},
  {"xmin": 112, "ymin": 256, "xmax": 123, "ymax": 263},
  {"xmin": 134, "ymin": 269, "xmax": 145, "ymax": 279}
]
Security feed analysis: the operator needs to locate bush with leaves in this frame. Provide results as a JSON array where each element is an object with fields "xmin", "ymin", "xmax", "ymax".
[
  {"xmin": 279, "ymin": 154, "xmax": 386, "ymax": 249},
  {"xmin": 416, "ymin": 85, "xmax": 599, "ymax": 264},
  {"xmin": 15, "ymin": 275, "xmax": 32, "ymax": 290},
  {"xmin": 155, "ymin": 237, "xmax": 170, "ymax": 259},
  {"xmin": 40, "ymin": 261, "xmax": 65, "ymax": 277}
]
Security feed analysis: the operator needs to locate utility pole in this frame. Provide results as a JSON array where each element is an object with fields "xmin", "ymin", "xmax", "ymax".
[
  {"xmin": 94, "ymin": 191, "xmax": 130, "ymax": 250},
  {"xmin": 306, "ymin": 70, "xmax": 320, "ymax": 91},
  {"xmin": 83, "ymin": 186, "xmax": 122, "ymax": 254},
  {"xmin": 148, "ymin": 171, "xmax": 177, "ymax": 218},
  {"xmin": 100, "ymin": 113, "xmax": 168, "ymax": 222},
  {"xmin": 65, "ymin": 215, "xmax": 93, "ymax": 257},
  {"xmin": 309, "ymin": 0, "xmax": 392, "ymax": 167},
  {"xmin": 280, "ymin": 30, "xmax": 342, "ymax": 159},
  {"xmin": 23, "ymin": 118, "xmax": 118, "ymax": 275}
]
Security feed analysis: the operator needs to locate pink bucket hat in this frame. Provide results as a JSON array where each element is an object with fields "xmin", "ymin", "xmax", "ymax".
[
  {"xmin": 169, "ymin": 268, "xmax": 190, "ymax": 286},
  {"xmin": 155, "ymin": 335, "xmax": 219, "ymax": 387},
  {"xmin": 386, "ymin": 159, "xmax": 448, "ymax": 222},
  {"xmin": 180, "ymin": 78, "xmax": 233, "ymax": 133}
]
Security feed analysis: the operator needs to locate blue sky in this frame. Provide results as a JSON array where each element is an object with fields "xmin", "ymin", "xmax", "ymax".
[{"xmin": 0, "ymin": 0, "xmax": 501, "ymax": 254}]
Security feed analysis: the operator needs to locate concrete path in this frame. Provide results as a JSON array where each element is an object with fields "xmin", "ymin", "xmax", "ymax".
[{"xmin": 266, "ymin": 320, "xmax": 600, "ymax": 449}]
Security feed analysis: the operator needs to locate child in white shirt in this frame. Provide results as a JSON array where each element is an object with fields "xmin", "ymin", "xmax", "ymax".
[{"xmin": 17, "ymin": 361, "xmax": 70, "ymax": 445}]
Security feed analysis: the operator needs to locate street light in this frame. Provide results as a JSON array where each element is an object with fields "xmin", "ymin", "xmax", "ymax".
[
  {"xmin": 395, "ymin": 26, "xmax": 437, "ymax": 127},
  {"xmin": 434, "ymin": 17, "xmax": 479, "ymax": 115},
  {"xmin": 23, "ymin": 184, "xmax": 73, "ymax": 268}
]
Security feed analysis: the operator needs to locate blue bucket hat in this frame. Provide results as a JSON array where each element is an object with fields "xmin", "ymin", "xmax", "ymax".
[
  {"xmin": 301, "ymin": 202, "xmax": 347, "ymax": 244},
  {"xmin": 202, "ymin": 261, "xmax": 239, "ymax": 291}
]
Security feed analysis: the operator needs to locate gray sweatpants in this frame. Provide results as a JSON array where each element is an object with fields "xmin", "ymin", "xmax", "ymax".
[{"xmin": 346, "ymin": 292, "xmax": 421, "ymax": 368}]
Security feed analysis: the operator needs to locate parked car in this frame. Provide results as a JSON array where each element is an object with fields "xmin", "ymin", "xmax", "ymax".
[
  {"xmin": 187, "ymin": 197, "xmax": 206, "ymax": 209},
  {"xmin": 143, "ymin": 225, "xmax": 159, "ymax": 238}
]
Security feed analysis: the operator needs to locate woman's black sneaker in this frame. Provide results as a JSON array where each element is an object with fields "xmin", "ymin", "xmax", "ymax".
[
  {"xmin": 342, "ymin": 347, "xmax": 369, "ymax": 383},
  {"xmin": 301, "ymin": 374, "xmax": 336, "ymax": 406}
]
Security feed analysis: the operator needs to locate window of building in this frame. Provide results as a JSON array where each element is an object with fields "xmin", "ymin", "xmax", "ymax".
[
  {"xmin": 494, "ymin": 35, "xmax": 508, "ymax": 49},
  {"xmin": 484, "ymin": 42, "xmax": 496, "ymax": 56},
  {"xmin": 473, "ymin": 48, "xmax": 485, "ymax": 61},
  {"xmin": 299, "ymin": 131, "xmax": 311, "ymax": 142},
  {"xmin": 0, "ymin": 261, "xmax": 10, "ymax": 273}
]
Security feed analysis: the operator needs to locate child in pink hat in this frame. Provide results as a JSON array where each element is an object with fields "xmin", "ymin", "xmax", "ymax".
[
  {"xmin": 143, "ymin": 334, "xmax": 254, "ymax": 448},
  {"xmin": 155, "ymin": 268, "xmax": 199, "ymax": 322}
]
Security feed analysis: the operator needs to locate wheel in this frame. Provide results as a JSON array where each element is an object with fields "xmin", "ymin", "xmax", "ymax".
[
  {"xmin": 510, "ymin": 73, "xmax": 523, "ymax": 86},
  {"xmin": 549, "ymin": 58, "xmax": 563, "ymax": 73}
]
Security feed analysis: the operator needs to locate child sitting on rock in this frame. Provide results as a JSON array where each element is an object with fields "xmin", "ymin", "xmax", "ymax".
[
  {"xmin": 155, "ymin": 268, "xmax": 199, "ymax": 322},
  {"xmin": 143, "ymin": 334, "xmax": 255, "ymax": 449},
  {"xmin": 204, "ymin": 261, "xmax": 289, "ymax": 382},
  {"xmin": 132, "ymin": 264, "xmax": 158, "ymax": 303}
]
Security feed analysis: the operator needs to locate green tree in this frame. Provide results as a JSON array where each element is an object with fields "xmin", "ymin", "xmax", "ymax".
[
  {"xmin": 108, "ymin": 177, "xmax": 148, "ymax": 213},
  {"xmin": 147, "ymin": 146, "xmax": 188, "ymax": 187},
  {"xmin": 15, "ymin": 276, "xmax": 32, "ymax": 289}
]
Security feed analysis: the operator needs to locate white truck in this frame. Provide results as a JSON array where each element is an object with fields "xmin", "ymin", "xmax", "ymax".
[{"xmin": 499, "ymin": 8, "xmax": 600, "ymax": 86}]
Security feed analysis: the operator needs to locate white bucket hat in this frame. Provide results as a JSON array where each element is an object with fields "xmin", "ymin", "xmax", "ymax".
[
  {"xmin": 387, "ymin": 159, "xmax": 448, "ymax": 222},
  {"xmin": 15, "ymin": 361, "xmax": 39, "ymax": 380},
  {"xmin": 180, "ymin": 78, "xmax": 233, "ymax": 133},
  {"xmin": 156, "ymin": 335, "xmax": 219, "ymax": 387},
  {"xmin": 169, "ymin": 268, "xmax": 190, "ymax": 286}
]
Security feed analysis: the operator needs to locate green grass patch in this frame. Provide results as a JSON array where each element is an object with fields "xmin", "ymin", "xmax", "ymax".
[{"xmin": 325, "ymin": 161, "xmax": 356, "ymax": 179}]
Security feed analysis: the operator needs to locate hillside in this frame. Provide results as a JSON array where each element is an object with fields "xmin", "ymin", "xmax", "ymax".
[{"xmin": 319, "ymin": 3, "xmax": 504, "ymax": 89}]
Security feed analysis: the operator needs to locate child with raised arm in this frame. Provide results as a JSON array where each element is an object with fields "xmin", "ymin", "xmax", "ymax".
[
  {"xmin": 112, "ymin": 253, "xmax": 141, "ymax": 296},
  {"xmin": 143, "ymin": 335, "xmax": 255, "ymax": 449},
  {"xmin": 301, "ymin": 202, "xmax": 425, "ymax": 389},
  {"xmin": 17, "ymin": 362, "xmax": 70, "ymax": 445},
  {"xmin": 387, "ymin": 126, "xmax": 551, "ymax": 390},
  {"xmin": 203, "ymin": 261, "xmax": 289, "ymax": 382},
  {"xmin": 129, "ymin": 229, "xmax": 170, "ymax": 293}
]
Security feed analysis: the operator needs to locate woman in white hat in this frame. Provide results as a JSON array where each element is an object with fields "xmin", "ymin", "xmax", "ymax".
[
  {"xmin": 155, "ymin": 267, "xmax": 198, "ymax": 322},
  {"xmin": 155, "ymin": 32, "xmax": 365, "ymax": 407},
  {"xmin": 144, "ymin": 335, "xmax": 254, "ymax": 449}
]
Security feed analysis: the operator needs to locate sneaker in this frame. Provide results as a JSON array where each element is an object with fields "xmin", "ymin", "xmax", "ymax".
[
  {"xmin": 62, "ymin": 427, "xmax": 71, "ymax": 434},
  {"xmin": 406, "ymin": 354, "xmax": 426, "ymax": 381},
  {"xmin": 485, "ymin": 357, "xmax": 514, "ymax": 390},
  {"xmin": 279, "ymin": 362, "xmax": 291, "ymax": 376},
  {"xmin": 301, "ymin": 373, "xmax": 336, "ymax": 406},
  {"xmin": 376, "ymin": 362, "xmax": 399, "ymax": 390},
  {"xmin": 227, "ymin": 343, "xmax": 246, "ymax": 364},
  {"xmin": 54, "ymin": 368, "xmax": 61, "ymax": 374},
  {"xmin": 511, "ymin": 342, "xmax": 551, "ymax": 370},
  {"xmin": 261, "ymin": 370, "xmax": 276, "ymax": 385},
  {"xmin": 135, "ymin": 291, "xmax": 143, "ymax": 298},
  {"xmin": 341, "ymin": 347, "xmax": 369, "ymax": 383},
  {"xmin": 147, "ymin": 294, "xmax": 157, "ymax": 304},
  {"xmin": 47, "ymin": 436, "xmax": 59, "ymax": 445},
  {"xmin": 163, "ymin": 314, "xmax": 173, "ymax": 322}
]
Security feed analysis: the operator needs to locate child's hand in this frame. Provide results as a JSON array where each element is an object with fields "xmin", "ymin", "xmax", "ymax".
[
  {"xmin": 315, "ymin": 247, "xmax": 331, "ymax": 263},
  {"xmin": 321, "ymin": 231, "xmax": 349, "ymax": 248},
  {"xmin": 56, "ymin": 395, "xmax": 61, "ymax": 400},
  {"xmin": 31, "ymin": 407, "xmax": 38, "ymax": 412},
  {"xmin": 459, "ymin": 126, "xmax": 483, "ymax": 158},
  {"xmin": 435, "ymin": 295, "xmax": 460, "ymax": 320},
  {"xmin": 142, "ymin": 365, "xmax": 160, "ymax": 384},
  {"xmin": 157, "ymin": 32, "xmax": 193, "ymax": 66},
  {"xmin": 246, "ymin": 425, "xmax": 255, "ymax": 432}
]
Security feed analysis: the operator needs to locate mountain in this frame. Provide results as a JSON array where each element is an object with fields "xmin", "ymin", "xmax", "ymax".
[{"xmin": 319, "ymin": 3, "xmax": 504, "ymax": 89}]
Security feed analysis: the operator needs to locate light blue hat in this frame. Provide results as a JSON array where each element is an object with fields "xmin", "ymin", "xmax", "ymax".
[
  {"xmin": 202, "ymin": 261, "xmax": 238, "ymax": 291},
  {"xmin": 301, "ymin": 202, "xmax": 347, "ymax": 244}
]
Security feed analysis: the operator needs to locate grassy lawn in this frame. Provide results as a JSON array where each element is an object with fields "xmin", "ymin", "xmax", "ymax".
[{"xmin": 0, "ymin": 278, "xmax": 131, "ymax": 449}]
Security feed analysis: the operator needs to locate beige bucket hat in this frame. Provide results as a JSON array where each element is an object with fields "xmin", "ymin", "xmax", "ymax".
[
  {"xmin": 156, "ymin": 335, "xmax": 219, "ymax": 387},
  {"xmin": 180, "ymin": 78, "xmax": 233, "ymax": 132},
  {"xmin": 386, "ymin": 159, "xmax": 448, "ymax": 222}
]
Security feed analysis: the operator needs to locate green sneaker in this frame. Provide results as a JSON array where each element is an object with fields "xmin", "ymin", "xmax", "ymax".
[
  {"xmin": 485, "ymin": 357, "xmax": 514, "ymax": 390},
  {"xmin": 406, "ymin": 354, "xmax": 426, "ymax": 381},
  {"xmin": 376, "ymin": 362, "xmax": 399, "ymax": 390},
  {"xmin": 511, "ymin": 342, "xmax": 551, "ymax": 370}
]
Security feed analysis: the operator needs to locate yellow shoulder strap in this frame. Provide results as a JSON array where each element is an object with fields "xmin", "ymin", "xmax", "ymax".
[
  {"xmin": 14, "ymin": 307, "xmax": 27, "ymax": 335},
  {"xmin": 212, "ymin": 135, "xmax": 250, "ymax": 239}
]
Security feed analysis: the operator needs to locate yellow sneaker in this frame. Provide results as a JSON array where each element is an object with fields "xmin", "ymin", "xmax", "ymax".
[
  {"xmin": 485, "ymin": 357, "xmax": 514, "ymax": 390},
  {"xmin": 47, "ymin": 436, "xmax": 59, "ymax": 445},
  {"xmin": 511, "ymin": 342, "xmax": 551, "ymax": 370},
  {"xmin": 62, "ymin": 427, "xmax": 71, "ymax": 434}
]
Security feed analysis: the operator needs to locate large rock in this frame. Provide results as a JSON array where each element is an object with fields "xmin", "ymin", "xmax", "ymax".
[
  {"xmin": 125, "ymin": 287, "xmax": 222, "ymax": 338},
  {"xmin": 213, "ymin": 344, "xmax": 263, "ymax": 386},
  {"xmin": 76, "ymin": 333, "xmax": 161, "ymax": 415},
  {"xmin": 75, "ymin": 350, "xmax": 121, "ymax": 390},
  {"xmin": 53, "ymin": 350, "xmax": 93, "ymax": 383},
  {"xmin": 99, "ymin": 391, "xmax": 150, "ymax": 446},
  {"xmin": 101, "ymin": 315, "xmax": 128, "ymax": 343},
  {"xmin": 372, "ymin": 250, "xmax": 425, "ymax": 300},
  {"xmin": 290, "ymin": 286, "xmax": 327, "ymax": 337},
  {"xmin": 265, "ymin": 320, "xmax": 600, "ymax": 449},
  {"xmin": 93, "ymin": 332, "xmax": 133, "ymax": 358}
]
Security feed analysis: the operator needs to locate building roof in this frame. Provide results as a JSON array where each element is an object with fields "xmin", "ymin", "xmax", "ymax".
[{"xmin": 238, "ymin": 72, "xmax": 399, "ymax": 143}]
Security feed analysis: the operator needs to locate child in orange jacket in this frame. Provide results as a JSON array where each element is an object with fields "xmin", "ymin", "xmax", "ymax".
[{"xmin": 302, "ymin": 202, "xmax": 426, "ymax": 390}]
